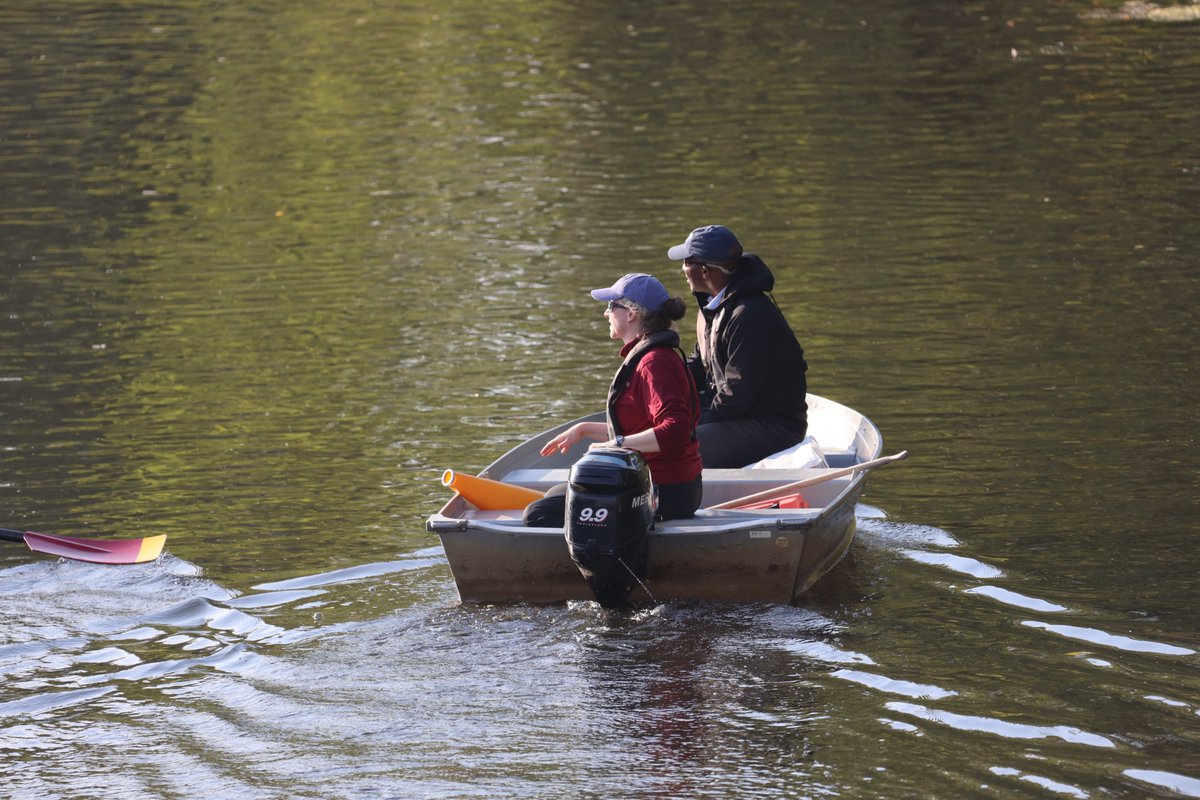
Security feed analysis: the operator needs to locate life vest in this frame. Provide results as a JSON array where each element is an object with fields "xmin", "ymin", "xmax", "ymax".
[{"xmin": 605, "ymin": 330, "xmax": 699, "ymax": 440}]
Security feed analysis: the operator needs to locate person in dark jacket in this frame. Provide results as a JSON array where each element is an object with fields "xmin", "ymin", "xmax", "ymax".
[{"xmin": 666, "ymin": 225, "xmax": 808, "ymax": 468}]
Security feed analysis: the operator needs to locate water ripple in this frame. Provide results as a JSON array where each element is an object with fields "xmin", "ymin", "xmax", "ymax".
[
  {"xmin": 1144, "ymin": 694, "xmax": 1191, "ymax": 710},
  {"xmin": 884, "ymin": 701, "xmax": 1116, "ymax": 748},
  {"xmin": 252, "ymin": 551, "xmax": 445, "ymax": 592},
  {"xmin": 965, "ymin": 585, "xmax": 1070, "ymax": 613},
  {"xmin": 831, "ymin": 668, "xmax": 956, "ymax": 700},
  {"xmin": 897, "ymin": 549, "xmax": 1004, "ymax": 579},
  {"xmin": 1022, "ymin": 621, "xmax": 1196, "ymax": 656},
  {"xmin": 855, "ymin": 517, "xmax": 961, "ymax": 548},
  {"xmin": 89, "ymin": 596, "xmax": 288, "ymax": 643},
  {"xmin": 74, "ymin": 643, "xmax": 268, "ymax": 686},
  {"xmin": 109, "ymin": 626, "xmax": 166, "ymax": 641},
  {"xmin": 0, "ymin": 686, "xmax": 116, "ymax": 720},
  {"xmin": 73, "ymin": 647, "xmax": 140, "ymax": 666},
  {"xmin": 771, "ymin": 638, "xmax": 875, "ymax": 666},
  {"xmin": 989, "ymin": 766, "xmax": 1088, "ymax": 799},
  {"xmin": 225, "ymin": 589, "xmax": 326, "ymax": 609},
  {"xmin": 1123, "ymin": 769, "xmax": 1200, "ymax": 798}
]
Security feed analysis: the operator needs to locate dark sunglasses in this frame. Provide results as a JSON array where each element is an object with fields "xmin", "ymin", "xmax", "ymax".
[
  {"xmin": 684, "ymin": 258, "xmax": 729, "ymax": 274},
  {"xmin": 606, "ymin": 300, "xmax": 628, "ymax": 312}
]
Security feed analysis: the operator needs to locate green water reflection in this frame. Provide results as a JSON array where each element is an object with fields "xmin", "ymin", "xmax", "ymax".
[{"xmin": 1, "ymin": 1, "xmax": 1198, "ymax": 797}]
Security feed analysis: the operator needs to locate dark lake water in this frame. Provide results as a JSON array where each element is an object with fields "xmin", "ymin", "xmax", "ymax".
[{"xmin": 2, "ymin": 2, "xmax": 1198, "ymax": 798}]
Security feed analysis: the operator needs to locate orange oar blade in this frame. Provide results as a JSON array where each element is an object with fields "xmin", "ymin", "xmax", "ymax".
[
  {"xmin": 441, "ymin": 469, "xmax": 543, "ymax": 510},
  {"xmin": 12, "ymin": 529, "xmax": 166, "ymax": 565}
]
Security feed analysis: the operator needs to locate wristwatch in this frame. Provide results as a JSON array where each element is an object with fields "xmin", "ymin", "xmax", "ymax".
[{"xmin": 615, "ymin": 435, "xmax": 625, "ymax": 448}]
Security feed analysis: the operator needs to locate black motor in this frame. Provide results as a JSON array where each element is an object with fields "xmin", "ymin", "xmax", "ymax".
[{"xmin": 565, "ymin": 447, "xmax": 655, "ymax": 609}]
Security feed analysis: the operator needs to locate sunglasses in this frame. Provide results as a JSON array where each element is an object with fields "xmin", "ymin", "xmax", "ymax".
[
  {"xmin": 684, "ymin": 259, "xmax": 730, "ymax": 274},
  {"xmin": 606, "ymin": 300, "xmax": 628, "ymax": 312}
]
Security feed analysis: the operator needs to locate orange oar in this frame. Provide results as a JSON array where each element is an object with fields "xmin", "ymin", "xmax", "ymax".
[
  {"xmin": 441, "ymin": 469, "xmax": 544, "ymax": 510},
  {"xmin": 0, "ymin": 527, "xmax": 166, "ymax": 565}
]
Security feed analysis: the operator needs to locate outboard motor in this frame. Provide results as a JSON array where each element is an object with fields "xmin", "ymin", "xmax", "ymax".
[{"xmin": 565, "ymin": 447, "xmax": 655, "ymax": 609}]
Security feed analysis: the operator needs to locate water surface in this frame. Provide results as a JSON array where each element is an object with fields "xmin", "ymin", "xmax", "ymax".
[{"xmin": 2, "ymin": 1, "xmax": 1198, "ymax": 798}]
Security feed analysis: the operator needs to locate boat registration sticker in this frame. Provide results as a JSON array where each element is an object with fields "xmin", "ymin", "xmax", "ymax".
[{"xmin": 748, "ymin": 530, "xmax": 772, "ymax": 539}]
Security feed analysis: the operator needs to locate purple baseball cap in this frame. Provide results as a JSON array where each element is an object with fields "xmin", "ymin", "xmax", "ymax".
[
  {"xmin": 590, "ymin": 273, "xmax": 670, "ymax": 311},
  {"xmin": 667, "ymin": 225, "xmax": 744, "ymax": 264}
]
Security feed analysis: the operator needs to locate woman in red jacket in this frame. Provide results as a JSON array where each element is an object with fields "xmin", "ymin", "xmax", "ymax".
[{"xmin": 540, "ymin": 273, "xmax": 703, "ymax": 520}]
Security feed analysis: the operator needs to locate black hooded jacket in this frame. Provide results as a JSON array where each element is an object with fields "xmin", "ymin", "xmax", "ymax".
[{"xmin": 687, "ymin": 253, "xmax": 808, "ymax": 435}]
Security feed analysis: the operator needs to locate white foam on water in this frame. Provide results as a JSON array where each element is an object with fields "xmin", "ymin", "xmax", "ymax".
[
  {"xmin": 856, "ymin": 517, "xmax": 961, "ymax": 548},
  {"xmin": 773, "ymin": 638, "xmax": 876, "ymax": 666}
]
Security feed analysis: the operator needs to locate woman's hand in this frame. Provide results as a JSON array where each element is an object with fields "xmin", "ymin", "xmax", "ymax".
[
  {"xmin": 540, "ymin": 430, "xmax": 577, "ymax": 456},
  {"xmin": 539, "ymin": 422, "xmax": 605, "ymax": 456}
]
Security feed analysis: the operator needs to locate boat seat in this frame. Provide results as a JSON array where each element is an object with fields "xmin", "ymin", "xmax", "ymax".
[
  {"xmin": 501, "ymin": 468, "xmax": 571, "ymax": 491},
  {"xmin": 701, "ymin": 468, "xmax": 783, "ymax": 482},
  {"xmin": 462, "ymin": 509, "xmax": 531, "ymax": 524},
  {"xmin": 823, "ymin": 449, "xmax": 858, "ymax": 468}
]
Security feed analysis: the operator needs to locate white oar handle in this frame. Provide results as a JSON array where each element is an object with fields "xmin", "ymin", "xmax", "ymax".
[{"xmin": 707, "ymin": 450, "xmax": 909, "ymax": 510}]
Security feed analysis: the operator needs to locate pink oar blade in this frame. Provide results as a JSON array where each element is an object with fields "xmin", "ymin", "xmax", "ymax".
[{"xmin": 19, "ymin": 530, "xmax": 166, "ymax": 564}]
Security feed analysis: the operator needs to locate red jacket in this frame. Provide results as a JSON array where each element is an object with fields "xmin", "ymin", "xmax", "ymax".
[{"xmin": 612, "ymin": 338, "xmax": 702, "ymax": 485}]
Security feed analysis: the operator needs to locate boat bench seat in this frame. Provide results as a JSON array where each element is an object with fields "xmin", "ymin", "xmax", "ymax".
[
  {"xmin": 503, "ymin": 468, "xmax": 571, "ymax": 491},
  {"xmin": 823, "ymin": 449, "xmax": 858, "ymax": 468},
  {"xmin": 462, "ymin": 509, "xmax": 533, "ymax": 524}
]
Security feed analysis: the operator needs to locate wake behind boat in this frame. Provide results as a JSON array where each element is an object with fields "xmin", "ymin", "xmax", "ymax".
[{"xmin": 427, "ymin": 394, "xmax": 900, "ymax": 606}]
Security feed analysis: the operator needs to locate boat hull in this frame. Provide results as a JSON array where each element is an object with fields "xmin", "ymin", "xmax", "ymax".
[
  {"xmin": 428, "ymin": 394, "xmax": 882, "ymax": 606},
  {"xmin": 438, "ymin": 484, "xmax": 861, "ymax": 605}
]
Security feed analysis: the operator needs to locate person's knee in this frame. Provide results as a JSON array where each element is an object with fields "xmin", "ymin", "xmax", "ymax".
[
  {"xmin": 698, "ymin": 420, "xmax": 800, "ymax": 468},
  {"xmin": 523, "ymin": 482, "xmax": 567, "ymax": 526},
  {"xmin": 697, "ymin": 423, "xmax": 749, "ymax": 468}
]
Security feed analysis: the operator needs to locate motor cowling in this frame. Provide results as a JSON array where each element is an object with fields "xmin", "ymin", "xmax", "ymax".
[{"xmin": 565, "ymin": 447, "xmax": 655, "ymax": 608}]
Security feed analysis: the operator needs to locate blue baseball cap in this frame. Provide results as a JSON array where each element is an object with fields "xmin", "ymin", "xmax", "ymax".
[
  {"xmin": 590, "ymin": 273, "xmax": 670, "ymax": 312},
  {"xmin": 666, "ymin": 225, "xmax": 744, "ymax": 264}
]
